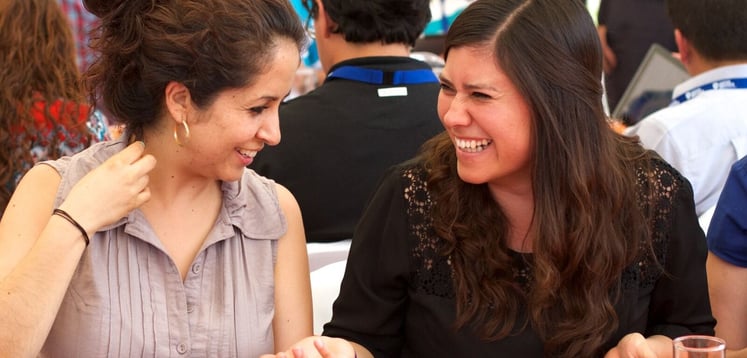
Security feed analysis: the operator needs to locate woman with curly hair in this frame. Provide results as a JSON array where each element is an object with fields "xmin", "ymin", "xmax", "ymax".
[
  {"xmin": 0, "ymin": 0, "xmax": 311, "ymax": 356},
  {"xmin": 0, "ymin": 0, "xmax": 107, "ymax": 215}
]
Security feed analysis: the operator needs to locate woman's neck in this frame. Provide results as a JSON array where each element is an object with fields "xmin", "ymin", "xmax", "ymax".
[
  {"xmin": 138, "ymin": 128, "xmax": 221, "ymax": 207},
  {"xmin": 488, "ymin": 183, "xmax": 535, "ymax": 253}
]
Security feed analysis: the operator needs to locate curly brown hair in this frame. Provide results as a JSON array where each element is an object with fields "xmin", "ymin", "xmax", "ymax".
[
  {"xmin": 82, "ymin": 0, "xmax": 306, "ymax": 140},
  {"xmin": 0, "ymin": 0, "xmax": 91, "ymax": 213},
  {"xmin": 422, "ymin": 0, "xmax": 654, "ymax": 356}
]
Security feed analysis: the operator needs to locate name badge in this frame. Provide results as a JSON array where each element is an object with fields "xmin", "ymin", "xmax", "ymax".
[{"xmin": 378, "ymin": 87, "xmax": 408, "ymax": 97}]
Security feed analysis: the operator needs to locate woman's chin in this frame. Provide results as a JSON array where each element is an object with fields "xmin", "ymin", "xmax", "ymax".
[{"xmin": 456, "ymin": 168, "xmax": 487, "ymax": 185}]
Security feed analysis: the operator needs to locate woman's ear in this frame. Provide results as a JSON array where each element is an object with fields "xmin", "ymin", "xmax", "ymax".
[{"xmin": 164, "ymin": 81, "xmax": 191, "ymax": 124}]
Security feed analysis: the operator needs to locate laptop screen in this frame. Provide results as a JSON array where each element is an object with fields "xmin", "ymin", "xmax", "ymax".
[{"xmin": 611, "ymin": 43, "xmax": 691, "ymax": 126}]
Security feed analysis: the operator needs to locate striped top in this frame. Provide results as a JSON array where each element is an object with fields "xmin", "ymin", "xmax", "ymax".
[{"xmin": 38, "ymin": 139, "xmax": 287, "ymax": 357}]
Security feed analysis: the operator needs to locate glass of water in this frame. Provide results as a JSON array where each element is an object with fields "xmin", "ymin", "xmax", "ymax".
[{"xmin": 673, "ymin": 335, "xmax": 726, "ymax": 358}]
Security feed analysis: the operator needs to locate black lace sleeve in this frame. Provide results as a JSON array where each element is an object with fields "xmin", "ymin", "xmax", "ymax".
[
  {"xmin": 643, "ymin": 156, "xmax": 716, "ymax": 337},
  {"xmin": 323, "ymin": 164, "xmax": 412, "ymax": 357}
]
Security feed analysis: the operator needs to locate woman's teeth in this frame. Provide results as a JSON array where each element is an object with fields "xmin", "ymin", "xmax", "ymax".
[
  {"xmin": 456, "ymin": 138, "xmax": 492, "ymax": 153},
  {"xmin": 237, "ymin": 149, "xmax": 257, "ymax": 158}
]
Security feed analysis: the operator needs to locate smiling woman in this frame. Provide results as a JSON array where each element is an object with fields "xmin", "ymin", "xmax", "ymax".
[
  {"xmin": 437, "ymin": 45, "xmax": 533, "ymax": 191},
  {"xmin": 265, "ymin": 0, "xmax": 714, "ymax": 357},
  {"xmin": 0, "ymin": 0, "xmax": 313, "ymax": 357},
  {"xmin": 169, "ymin": 41, "xmax": 300, "ymax": 182}
]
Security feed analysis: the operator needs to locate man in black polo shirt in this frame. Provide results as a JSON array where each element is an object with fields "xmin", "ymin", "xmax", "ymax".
[{"xmin": 252, "ymin": 0, "xmax": 443, "ymax": 243}]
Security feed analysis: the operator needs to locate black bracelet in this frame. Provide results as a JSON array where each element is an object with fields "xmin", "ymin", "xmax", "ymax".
[{"xmin": 53, "ymin": 208, "xmax": 90, "ymax": 246}]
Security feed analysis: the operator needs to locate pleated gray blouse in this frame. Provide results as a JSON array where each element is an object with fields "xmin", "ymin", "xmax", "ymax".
[{"xmin": 38, "ymin": 139, "xmax": 287, "ymax": 357}]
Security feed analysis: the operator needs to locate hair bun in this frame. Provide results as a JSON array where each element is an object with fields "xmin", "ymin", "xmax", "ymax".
[{"xmin": 82, "ymin": 0, "xmax": 123, "ymax": 18}]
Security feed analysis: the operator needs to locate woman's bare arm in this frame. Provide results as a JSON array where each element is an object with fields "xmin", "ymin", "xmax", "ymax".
[
  {"xmin": 0, "ymin": 142, "xmax": 155, "ymax": 356},
  {"xmin": 273, "ymin": 183, "xmax": 314, "ymax": 351}
]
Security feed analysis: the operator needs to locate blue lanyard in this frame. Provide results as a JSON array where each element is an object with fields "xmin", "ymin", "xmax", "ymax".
[
  {"xmin": 327, "ymin": 66, "xmax": 438, "ymax": 85},
  {"xmin": 671, "ymin": 78, "xmax": 747, "ymax": 105}
]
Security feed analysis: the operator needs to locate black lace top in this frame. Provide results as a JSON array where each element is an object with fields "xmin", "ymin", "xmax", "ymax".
[{"xmin": 323, "ymin": 155, "xmax": 715, "ymax": 357}]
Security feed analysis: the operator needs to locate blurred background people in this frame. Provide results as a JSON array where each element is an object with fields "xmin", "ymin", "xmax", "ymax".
[
  {"xmin": 57, "ymin": 0, "xmax": 99, "ymax": 73},
  {"xmin": 706, "ymin": 155, "xmax": 747, "ymax": 355},
  {"xmin": 0, "ymin": 0, "xmax": 107, "ymax": 216},
  {"xmin": 252, "ymin": 0, "xmax": 444, "ymax": 244},
  {"xmin": 597, "ymin": 0, "xmax": 676, "ymax": 116},
  {"xmin": 56, "ymin": 0, "xmax": 119, "ymax": 130},
  {"xmin": 0, "ymin": 0, "xmax": 312, "ymax": 356},
  {"xmin": 265, "ymin": 0, "xmax": 713, "ymax": 356},
  {"xmin": 625, "ymin": 0, "xmax": 747, "ymax": 220}
]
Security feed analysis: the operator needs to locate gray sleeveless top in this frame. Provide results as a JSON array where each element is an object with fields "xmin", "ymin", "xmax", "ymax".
[{"xmin": 39, "ymin": 139, "xmax": 287, "ymax": 357}]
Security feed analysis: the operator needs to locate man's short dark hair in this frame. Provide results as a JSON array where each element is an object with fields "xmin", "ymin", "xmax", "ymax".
[
  {"xmin": 667, "ymin": 0, "xmax": 747, "ymax": 61},
  {"xmin": 304, "ymin": 0, "xmax": 431, "ymax": 46}
]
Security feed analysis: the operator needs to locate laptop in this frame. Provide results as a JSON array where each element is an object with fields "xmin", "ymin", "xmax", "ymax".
[{"xmin": 611, "ymin": 43, "xmax": 691, "ymax": 126}]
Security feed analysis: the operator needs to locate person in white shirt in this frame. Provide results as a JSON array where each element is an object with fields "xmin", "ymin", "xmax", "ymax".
[{"xmin": 625, "ymin": 0, "xmax": 747, "ymax": 218}]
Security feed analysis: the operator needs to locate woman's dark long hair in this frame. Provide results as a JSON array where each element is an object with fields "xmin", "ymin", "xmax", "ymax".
[
  {"xmin": 421, "ymin": 0, "xmax": 652, "ymax": 356},
  {"xmin": 0, "ymin": 0, "xmax": 90, "ymax": 213}
]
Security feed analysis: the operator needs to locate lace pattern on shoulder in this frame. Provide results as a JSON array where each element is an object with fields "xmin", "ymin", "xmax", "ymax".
[
  {"xmin": 403, "ymin": 165, "xmax": 455, "ymax": 298},
  {"xmin": 621, "ymin": 155, "xmax": 685, "ymax": 289},
  {"xmin": 403, "ymin": 156, "xmax": 687, "ymax": 297}
]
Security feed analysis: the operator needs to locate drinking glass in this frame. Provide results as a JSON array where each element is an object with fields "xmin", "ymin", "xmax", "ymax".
[{"xmin": 673, "ymin": 335, "xmax": 726, "ymax": 358}]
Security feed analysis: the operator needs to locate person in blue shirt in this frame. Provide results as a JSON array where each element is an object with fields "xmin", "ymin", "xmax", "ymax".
[{"xmin": 707, "ymin": 155, "xmax": 747, "ymax": 355}]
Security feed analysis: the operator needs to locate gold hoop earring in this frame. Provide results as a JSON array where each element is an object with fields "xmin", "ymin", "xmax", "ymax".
[{"xmin": 173, "ymin": 119, "xmax": 190, "ymax": 146}]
